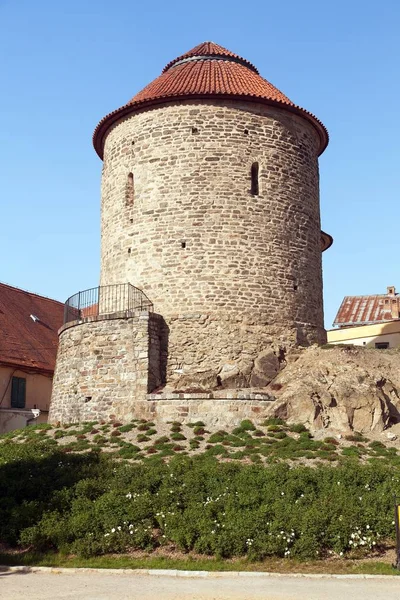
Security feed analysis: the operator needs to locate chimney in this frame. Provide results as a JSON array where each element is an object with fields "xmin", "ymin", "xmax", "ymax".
[
  {"xmin": 387, "ymin": 286, "xmax": 396, "ymax": 296},
  {"xmin": 391, "ymin": 299, "xmax": 400, "ymax": 319}
]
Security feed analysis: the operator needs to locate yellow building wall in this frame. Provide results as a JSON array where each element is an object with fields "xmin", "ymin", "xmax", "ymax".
[
  {"xmin": 0, "ymin": 367, "xmax": 53, "ymax": 413},
  {"xmin": 327, "ymin": 320, "xmax": 400, "ymax": 348}
]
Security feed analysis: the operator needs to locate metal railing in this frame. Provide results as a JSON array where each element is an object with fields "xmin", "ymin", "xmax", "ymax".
[{"xmin": 63, "ymin": 283, "xmax": 153, "ymax": 324}]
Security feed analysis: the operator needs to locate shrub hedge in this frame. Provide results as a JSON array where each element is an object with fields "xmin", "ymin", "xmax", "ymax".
[{"xmin": 0, "ymin": 438, "xmax": 398, "ymax": 560}]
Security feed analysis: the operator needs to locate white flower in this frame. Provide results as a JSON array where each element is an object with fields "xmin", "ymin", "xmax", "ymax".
[{"xmin": 111, "ymin": 528, "xmax": 116, "ymax": 533}]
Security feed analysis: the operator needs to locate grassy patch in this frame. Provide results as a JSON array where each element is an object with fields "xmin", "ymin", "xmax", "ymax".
[{"xmin": 0, "ymin": 551, "xmax": 398, "ymax": 575}]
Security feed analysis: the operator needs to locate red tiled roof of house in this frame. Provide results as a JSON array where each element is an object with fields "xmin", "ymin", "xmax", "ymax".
[
  {"xmin": 333, "ymin": 290, "xmax": 399, "ymax": 327},
  {"xmin": 0, "ymin": 283, "xmax": 64, "ymax": 373},
  {"xmin": 93, "ymin": 41, "xmax": 328, "ymax": 158}
]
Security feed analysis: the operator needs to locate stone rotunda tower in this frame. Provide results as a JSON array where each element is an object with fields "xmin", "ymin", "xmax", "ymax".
[{"xmin": 49, "ymin": 42, "xmax": 332, "ymax": 424}]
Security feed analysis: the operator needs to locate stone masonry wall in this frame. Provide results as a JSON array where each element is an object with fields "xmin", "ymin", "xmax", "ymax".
[
  {"xmin": 99, "ymin": 99, "xmax": 326, "ymax": 387},
  {"xmin": 166, "ymin": 313, "xmax": 302, "ymax": 388},
  {"xmin": 131, "ymin": 392, "xmax": 276, "ymax": 429},
  {"xmin": 49, "ymin": 312, "xmax": 162, "ymax": 424}
]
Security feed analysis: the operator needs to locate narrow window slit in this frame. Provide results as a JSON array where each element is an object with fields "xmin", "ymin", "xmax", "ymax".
[
  {"xmin": 181, "ymin": 241, "xmax": 186, "ymax": 249},
  {"xmin": 251, "ymin": 162, "xmax": 259, "ymax": 196},
  {"xmin": 126, "ymin": 172, "xmax": 134, "ymax": 206}
]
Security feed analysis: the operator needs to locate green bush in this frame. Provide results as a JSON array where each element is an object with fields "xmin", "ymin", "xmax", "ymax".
[
  {"xmin": 137, "ymin": 424, "xmax": 150, "ymax": 432},
  {"xmin": 193, "ymin": 427, "xmax": 206, "ymax": 436},
  {"xmin": 208, "ymin": 431, "xmax": 228, "ymax": 444},
  {"xmin": 93, "ymin": 435, "xmax": 108, "ymax": 444},
  {"xmin": 342, "ymin": 447, "xmax": 362, "ymax": 457},
  {"xmin": 170, "ymin": 422, "xmax": 182, "ymax": 433},
  {"xmin": 171, "ymin": 433, "xmax": 186, "ymax": 441},
  {"xmin": 268, "ymin": 431, "xmax": 287, "ymax": 440},
  {"xmin": 369, "ymin": 441, "xmax": 385, "ymax": 450},
  {"xmin": 154, "ymin": 436, "xmax": 169, "ymax": 445},
  {"xmin": 118, "ymin": 424, "xmax": 135, "ymax": 433},
  {"xmin": 345, "ymin": 432, "xmax": 368, "ymax": 443},
  {"xmin": 288, "ymin": 423, "xmax": 308, "ymax": 434},
  {"xmin": 253, "ymin": 430, "xmax": 265, "ymax": 437},
  {"xmin": 239, "ymin": 420, "xmax": 256, "ymax": 431},
  {"xmin": 324, "ymin": 437, "xmax": 339, "ymax": 446},
  {"xmin": 0, "ymin": 437, "xmax": 399, "ymax": 561},
  {"xmin": 262, "ymin": 418, "xmax": 286, "ymax": 427}
]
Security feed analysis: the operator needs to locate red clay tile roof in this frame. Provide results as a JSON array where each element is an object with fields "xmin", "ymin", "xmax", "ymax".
[
  {"xmin": 0, "ymin": 283, "xmax": 64, "ymax": 374},
  {"xmin": 333, "ymin": 292, "xmax": 399, "ymax": 327},
  {"xmin": 162, "ymin": 41, "xmax": 259, "ymax": 74},
  {"xmin": 93, "ymin": 41, "xmax": 328, "ymax": 158}
]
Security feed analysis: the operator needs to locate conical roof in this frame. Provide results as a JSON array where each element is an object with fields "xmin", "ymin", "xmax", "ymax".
[{"xmin": 93, "ymin": 42, "xmax": 328, "ymax": 158}]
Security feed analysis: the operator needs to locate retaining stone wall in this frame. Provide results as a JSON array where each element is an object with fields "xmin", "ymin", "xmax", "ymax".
[
  {"xmin": 120, "ymin": 392, "xmax": 276, "ymax": 428},
  {"xmin": 49, "ymin": 312, "xmax": 162, "ymax": 424}
]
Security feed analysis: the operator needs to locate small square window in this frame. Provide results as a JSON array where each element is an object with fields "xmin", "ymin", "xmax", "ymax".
[
  {"xmin": 375, "ymin": 342, "xmax": 389, "ymax": 350},
  {"xmin": 11, "ymin": 376, "xmax": 26, "ymax": 408}
]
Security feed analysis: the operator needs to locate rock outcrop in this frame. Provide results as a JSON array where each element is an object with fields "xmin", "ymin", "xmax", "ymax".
[
  {"xmin": 267, "ymin": 345, "xmax": 400, "ymax": 434},
  {"xmin": 250, "ymin": 349, "xmax": 281, "ymax": 388}
]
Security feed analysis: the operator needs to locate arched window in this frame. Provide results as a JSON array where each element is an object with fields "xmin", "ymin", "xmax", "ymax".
[
  {"xmin": 251, "ymin": 162, "xmax": 259, "ymax": 196},
  {"xmin": 126, "ymin": 172, "xmax": 134, "ymax": 206}
]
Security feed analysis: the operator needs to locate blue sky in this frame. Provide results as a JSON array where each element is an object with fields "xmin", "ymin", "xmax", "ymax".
[{"xmin": 1, "ymin": 0, "xmax": 399, "ymax": 327}]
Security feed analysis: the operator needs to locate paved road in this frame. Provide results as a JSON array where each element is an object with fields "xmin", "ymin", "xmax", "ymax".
[{"xmin": 1, "ymin": 569, "xmax": 399, "ymax": 600}]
